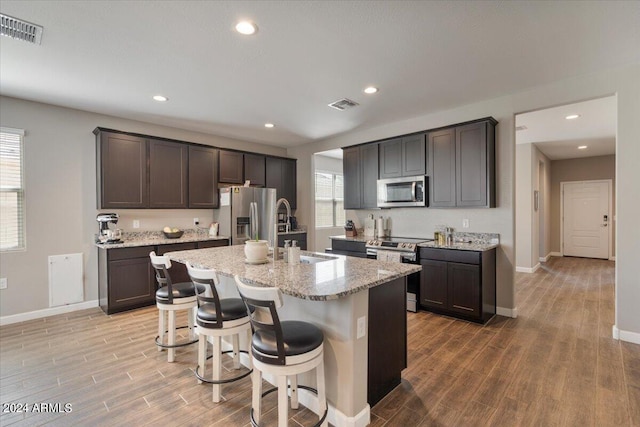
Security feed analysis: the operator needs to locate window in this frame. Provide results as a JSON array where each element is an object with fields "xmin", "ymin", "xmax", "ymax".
[
  {"xmin": 315, "ymin": 171, "xmax": 345, "ymax": 227},
  {"xmin": 1, "ymin": 128, "xmax": 26, "ymax": 251}
]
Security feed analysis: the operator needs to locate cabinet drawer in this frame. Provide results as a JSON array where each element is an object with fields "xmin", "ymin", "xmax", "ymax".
[
  {"xmin": 419, "ymin": 248, "xmax": 480, "ymax": 264},
  {"xmin": 108, "ymin": 245, "xmax": 155, "ymax": 261},
  {"xmin": 156, "ymin": 242, "xmax": 198, "ymax": 255},
  {"xmin": 332, "ymin": 239, "xmax": 366, "ymax": 253},
  {"xmin": 197, "ymin": 239, "xmax": 229, "ymax": 249}
]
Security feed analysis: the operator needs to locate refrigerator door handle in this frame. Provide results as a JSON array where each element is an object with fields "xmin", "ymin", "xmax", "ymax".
[{"xmin": 249, "ymin": 202, "xmax": 258, "ymax": 240}]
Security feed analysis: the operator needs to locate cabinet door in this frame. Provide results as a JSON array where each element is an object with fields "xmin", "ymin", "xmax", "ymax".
[
  {"xmin": 267, "ymin": 157, "xmax": 297, "ymax": 210},
  {"xmin": 402, "ymin": 134, "xmax": 426, "ymax": 176},
  {"xmin": 360, "ymin": 144, "xmax": 379, "ymax": 209},
  {"xmin": 108, "ymin": 258, "xmax": 155, "ymax": 310},
  {"xmin": 379, "ymin": 138, "xmax": 403, "ymax": 178},
  {"xmin": 219, "ymin": 150, "xmax": 244, "ymax": 183},
  {"xmin": 428, "ymin": 129, "xmax": 456, "ymax": 207},
  {"xmin": 281, "ymin": 159, "xmax": 297, "ymax": 210},
  {"xmin": 419, "ymin": 259, "xmax": 448, "ymax": 308},
  {"xmin": 447, "ymin": 262, "xmax": 480, "ymax": 317},
  {"xmin": 98, "ymin": 132, "xmax": 148, "ymax": 208},
  {"xmin": 188, "ymin": 145, "xmax": 219, "ymax": 209},
  {"xmin": 456, "ymin": 122, "xmax": 487, "ymax": 207},
  {"xmin": 244, "ymin": 154, "xmax": 266, "ymax": 187},
  {"xmin": 342, "ymin": 147, "xmax": 361, "ymax": 209},
  {"xmin": 149, "ymin": 139, "xmax": 188, "ymax": 208}
]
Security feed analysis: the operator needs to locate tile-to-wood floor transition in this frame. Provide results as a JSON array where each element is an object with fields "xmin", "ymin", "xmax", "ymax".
[{"xmin": 1, "ymin": 256, "xmax": 638, "ymax": 426}]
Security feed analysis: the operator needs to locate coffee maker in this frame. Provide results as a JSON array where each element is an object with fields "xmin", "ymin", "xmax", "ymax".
[{"xmin": 96, "ymin": 213, "xmax": 121, "ymax": 243}]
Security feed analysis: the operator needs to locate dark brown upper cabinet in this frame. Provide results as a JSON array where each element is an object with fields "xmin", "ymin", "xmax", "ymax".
[
  {"xmin": 266, "ymin": 157, "xmax": 297, "ymax": 210},
  {"xmin": 244, "ymin": 154, "xmax": 266, "ymax": 187},
  {"xmin": 148, "ymin": 139, "xmax": 188, "ymax": 209},
  {"xmin": 379, "ymin": 134, "xmax": 426, "ymax": 178},
  {"xmin": 343, "ymin": 144, "xmax": 379, "ymax": 210},
  {"xmin": 188, "ymin": 145, "xmax": 219, "ymax": 209},
  {"xmin": 96, "ymin": 131, "xmax": 149, "ymax": 209},
  {"xmin": 428, "ymin": 119, "xmax": 496, "ymax": 208},
  {"xmin": 218, "ymin": 150, "xmax": 244, "ymax": 184}
]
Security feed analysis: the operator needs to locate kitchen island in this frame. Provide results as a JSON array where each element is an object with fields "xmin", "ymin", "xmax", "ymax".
[{"xmin": 166, "ymin": 245, "xmax": 421, "ymax": 427}]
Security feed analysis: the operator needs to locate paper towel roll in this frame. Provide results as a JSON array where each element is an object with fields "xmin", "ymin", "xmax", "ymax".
[{"xmin": 376, "ymin": 217, "xmax": 386, "ymax": 238}]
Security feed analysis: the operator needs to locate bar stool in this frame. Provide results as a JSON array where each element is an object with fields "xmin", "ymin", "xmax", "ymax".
[
  {"xmin": 234, "ymin": 275, "xmax": 328, "ymax": 427},
  {"xmin": 150, "ymin": 252, "xmax": 205, "ymax": 363},
  {"xmin": 186, "ymin": 263, "xmax": 253, "ymax": 403}
]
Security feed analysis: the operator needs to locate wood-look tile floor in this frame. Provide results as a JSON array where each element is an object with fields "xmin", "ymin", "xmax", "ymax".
[{"xmin": 1, "ymin": 256, "xmax": 638, "ymax": 426}]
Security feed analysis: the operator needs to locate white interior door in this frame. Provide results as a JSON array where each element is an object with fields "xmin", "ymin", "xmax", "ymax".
[{"xmin": 562, "ymin": 181, "xmax": 610, "ymax": 259}]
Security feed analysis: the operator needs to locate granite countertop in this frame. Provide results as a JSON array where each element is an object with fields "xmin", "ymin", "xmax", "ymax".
[
  {"xmin": 94, "ymin": 229, "xmax": 229, "ymax": 249},
  {"xmin": 165, "ymin": 245, "xmax": 421, "ymax": 301}
]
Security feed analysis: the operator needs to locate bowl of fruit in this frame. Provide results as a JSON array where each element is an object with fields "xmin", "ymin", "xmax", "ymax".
[{"xmin": 163, "ymin": 227, "xmax": 184, "ymax": 239}]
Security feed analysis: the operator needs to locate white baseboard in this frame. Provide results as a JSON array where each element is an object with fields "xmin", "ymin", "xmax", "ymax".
[
  {"xmin": 613, "ymin": 325, "xmax": 640, "ymax": 345},
  {"xmin": 539, "ymin": 253, "xmax": 551, "ymax": 263},
  {"xmin": 0, "ymin": 300, "xmax": 99, "ymax": 326},
  {"xmin": 550, "ymin": 252, "xmax": 562, "ymax": 257},
  {"xmin": 515, "ymin": 263, "xmax": 540, "ymax": 274},
  {"xmin": 496, "ymin": 306, "xmax": 518, "ymax": 318}
]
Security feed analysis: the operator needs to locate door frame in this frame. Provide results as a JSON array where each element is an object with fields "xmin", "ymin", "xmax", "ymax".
[{"xmin": 560, "ymin": 179, "xmax": 613, "ymax": 259}]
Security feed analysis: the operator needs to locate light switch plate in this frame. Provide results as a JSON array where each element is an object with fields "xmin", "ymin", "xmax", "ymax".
[
  {"xmin": 462, "ymin": 219, "xmax": 470, "ymax": 228},
  {"xmin": 133, "ymin": 220, "xmax": 140, "ymax": 229},
  {"xmin": 357, "ymin": 316, "xmax": 366, "ymax": 339},
  {"xmin": 0, "ymin": 278, "xmax": 7, "ymax": 289}
]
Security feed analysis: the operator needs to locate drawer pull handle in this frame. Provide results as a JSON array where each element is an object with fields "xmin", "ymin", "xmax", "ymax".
[
  {"xmin": 453, "ymin": 305, "xmax": 474, "ymax": 311},
  {"xmin": 424, "ymin": 299, "xmax": 443, "ymax": 305}
]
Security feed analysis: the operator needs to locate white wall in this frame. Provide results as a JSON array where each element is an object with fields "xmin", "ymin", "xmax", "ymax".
[
  {"xmin": 0, "ymin": 96, "xmax": 286, "ymax": 317},
  {"xmin": 288, "ymin": 63, "xmax": 640, "ymax": 338}
]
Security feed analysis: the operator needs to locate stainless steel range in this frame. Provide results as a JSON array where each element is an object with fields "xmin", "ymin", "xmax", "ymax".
[{"xmin": 365, "ymin": 236, "xmax": 433, "ymax": 312}]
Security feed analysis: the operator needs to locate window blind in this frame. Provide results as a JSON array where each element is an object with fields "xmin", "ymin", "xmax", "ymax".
[
  {"xmin": 1, "ymin": 127, "xmax": 25, "ymax": 251},
  {"xmin": 315, "ymin": 171, "xmax": 345, "ymax": 228}
]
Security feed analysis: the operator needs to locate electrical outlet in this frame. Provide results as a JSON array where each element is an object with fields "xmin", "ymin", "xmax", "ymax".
[
  {"xmin": 0, "ymin": 278, "xmax": 7, "ymax": 290},
  {"xmin": 133, "ymin": 219, "xmax": 140, "ymax": 229},
  {"xmin": 193, "ymin": 218, "xmax": 200, "ymax": 226},
  {"xmin": 462, "ymin": 219, "xmax": 470, "ymax": 229},
  {"xmin": 357, "ymin": 316, "xmax": 366, "ymax": 339}
]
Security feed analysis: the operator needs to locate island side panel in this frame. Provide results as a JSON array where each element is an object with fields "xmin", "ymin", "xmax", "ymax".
[
  {"xmin": 278, "ymin": 290, "xmax": 370, "ymax": 421},
  {"xmin": 368, "ymin": 276, "xmax": 407, "ymax": 406}
]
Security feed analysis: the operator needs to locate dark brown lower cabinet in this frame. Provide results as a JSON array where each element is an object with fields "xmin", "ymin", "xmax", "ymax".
[
  {"xmin": 98, "ymin": 239, "xmax": 229, "ymax": 314},
  {"xmin": 419, "ymin": 247, "xmax": 495, "ymax": 323}
]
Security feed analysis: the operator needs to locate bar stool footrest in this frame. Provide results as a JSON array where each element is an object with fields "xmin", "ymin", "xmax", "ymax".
[
  {"xmin": 155, "ymin": 325, "xmax": 198, "ymax": 349},
  {"xmin": 249, "ymin": 385, "xmax": 328, "ymax": 427},
  {"xmin": 194, "ymin": 350, "xmax": 252, "ymax": 384}
]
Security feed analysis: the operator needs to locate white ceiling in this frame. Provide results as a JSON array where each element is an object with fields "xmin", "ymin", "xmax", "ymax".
[
  {"xmin": 1, "ymin": 1, "xmax": 639, "ymax": 148},
  {"xmin": 515, "ymin": 96, "xmax": 616, "ymax": 160}
]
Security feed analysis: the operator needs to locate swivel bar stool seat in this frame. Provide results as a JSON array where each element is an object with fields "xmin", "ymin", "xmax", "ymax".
[
  {"xmin": 150, "ymin": 251, "xmax": 205, "ymax": 363},
  {"xmin": 187, "ymin": 263, "xmax": 253, "ymax": 403},
  {"xmin": 234, "ymin": 275, "xmax": 328, "ymax": 427}
]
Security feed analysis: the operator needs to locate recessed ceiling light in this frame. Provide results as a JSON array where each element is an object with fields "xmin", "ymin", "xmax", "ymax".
[
  {"xmin": 235, "ymin": 21, "xmax": 257, "ymax": 35},
  {"xmin": 565, "ymin": 114, "xmax": 580, "ymax": 120},
  {"xmin": 153, "ymin": 95, "xmax": 168, "ymax": 102},
  {"xmin": 578, "ymin": 145, "xmax": 588, "ymax": 150},
  {"xmin": 264, "ymin": 123, "xmax": 275, "ymax": 128},
  {"xmin": 364, "ymin": 86, "xmax": 378, "ymax": 94}
]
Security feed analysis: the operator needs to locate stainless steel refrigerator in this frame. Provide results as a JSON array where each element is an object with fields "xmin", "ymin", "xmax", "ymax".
[{"xmin": 213, "ymin": 187, "xmax": 277, "ymax": 246}]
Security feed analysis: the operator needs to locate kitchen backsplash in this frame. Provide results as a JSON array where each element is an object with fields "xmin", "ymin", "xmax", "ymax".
[{"xmin": 347, "ymin": 208, "xmax": 501, "ymax": 241}]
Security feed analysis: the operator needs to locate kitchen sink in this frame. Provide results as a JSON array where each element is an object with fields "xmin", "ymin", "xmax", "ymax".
[{"xmin": 299, "ymin": 255, "xmax": 337, "ymax": 264}]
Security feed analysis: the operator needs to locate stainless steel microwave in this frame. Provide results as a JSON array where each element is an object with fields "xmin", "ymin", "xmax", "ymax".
[{"xmin": 377, "ymin": 175, "xmax": 427, "ymax": 207}]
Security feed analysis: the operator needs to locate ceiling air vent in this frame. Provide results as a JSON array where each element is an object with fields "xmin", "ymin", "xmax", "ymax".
[
  {"xmin": 328, "ymin": 98, "xmax": 359, "ymax": 111},
  {"xmin": 515, "ymin": 125, "xmax": 528, "ymax": 131},
  {"xmin": 1, "ymin": 14, "xmax": 43, "ymax": 45}
]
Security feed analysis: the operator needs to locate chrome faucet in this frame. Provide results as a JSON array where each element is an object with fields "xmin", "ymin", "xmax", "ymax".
[{"xmin": 273, "ymin": 198, "xmax": 291, "ymax": 260}]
